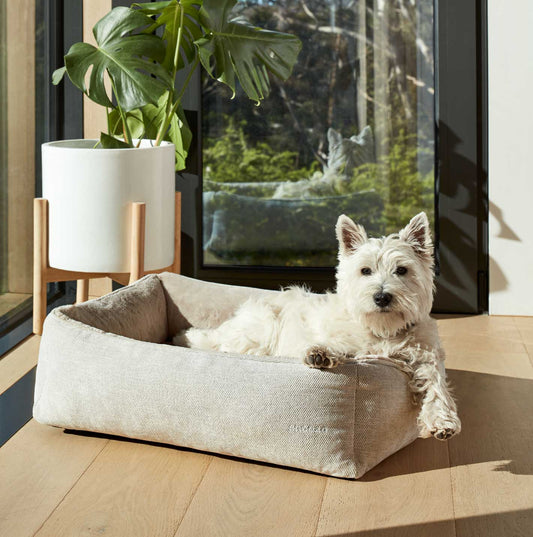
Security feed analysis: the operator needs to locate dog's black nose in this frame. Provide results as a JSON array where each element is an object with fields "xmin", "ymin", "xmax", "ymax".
[{"xmin": 373, "ymin": 292, "xmax": 393, "ymax": 308}]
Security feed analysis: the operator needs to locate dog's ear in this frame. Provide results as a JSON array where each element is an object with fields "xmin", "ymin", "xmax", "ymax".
[
  {"xmin": 399, "ymin": 212, "xmax": 432, "ymax": 256},
  {"xmin": 336, "ymin": 214, "xmax": 367, "ymax": 255},
  {"xmin": 327, "ymin": 128, "xmax": 342, "ymax": 148}
]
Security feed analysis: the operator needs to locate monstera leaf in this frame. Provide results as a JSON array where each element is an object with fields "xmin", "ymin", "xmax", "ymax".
[
  {"xmin": 140, "ymin": 97, "xmax": 192, "ymax": 170},
  {"xmin": 53, "ymin": 7, "xmax": 172, "ymax": 111},
  {"xmin": 133, "ymin": 0, "xmax": 203, "ymax": 72},
  {"xmin": 52, "ymin": 0, "xmax": 301, "ymax": 166},
  {"xmin": 196, "ymin": 0, "xmax": 301, "ymax": 103},
  {"xmin": 99, "ymin": 133, "xmax": 132, "ymax": 149},
  {"xmin": 107, "ymin": 95, "xmax": 192, "ymax": 170}
]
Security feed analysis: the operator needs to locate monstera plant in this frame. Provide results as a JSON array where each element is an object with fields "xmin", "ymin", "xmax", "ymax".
[
  {"xmin": 42, "ymin": 0, "xmax": 300, "ymax": 279},
  {"xmin": 53, "ymin": 0, "xmax": 301, "ymax": 170}
]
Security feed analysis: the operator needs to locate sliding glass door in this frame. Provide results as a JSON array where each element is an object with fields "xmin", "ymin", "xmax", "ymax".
[
  {"xmin": 0, "ymin": 0, "xmax": 36, "ymax": 352},
  {"xmin": 184, "ymin": 0, "xmax": 487, "ymax": 314}
]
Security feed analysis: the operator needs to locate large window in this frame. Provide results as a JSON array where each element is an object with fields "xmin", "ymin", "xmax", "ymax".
[
  {"xmin": 0, "ymin": 0, "xmax": 81, "ymax": 357},
  {"xmin": 0, "ymin": 0, "xmax": 35, "ymax": 347},
  {"xmin": 202, "ymin": 0, "xmax": 435, "ymax": 268}
]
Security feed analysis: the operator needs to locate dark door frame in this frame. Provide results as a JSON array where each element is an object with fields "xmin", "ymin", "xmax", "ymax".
[{"xmin": 433, "ymin": 0, "xmax": 488, "ymax": 313}]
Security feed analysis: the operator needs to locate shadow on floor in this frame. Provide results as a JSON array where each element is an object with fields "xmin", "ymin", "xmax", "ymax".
[
  {"xmin": 361, "ymin": 368, "xmax": 533, "ymax": 480},
  {"xmin": 320, "ymin": 508, "xmax": 533, "ymax": 537}
]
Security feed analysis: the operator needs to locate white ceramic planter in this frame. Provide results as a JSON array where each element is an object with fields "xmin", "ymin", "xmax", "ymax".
[{"xmin": 42, "ymin": 139, "xmax": 175, "ymax": 273}]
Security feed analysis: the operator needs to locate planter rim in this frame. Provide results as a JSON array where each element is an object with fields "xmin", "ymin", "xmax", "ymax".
[{"xmin": 43, "ymin": 139, "xmax": 174, "ymax": 152}]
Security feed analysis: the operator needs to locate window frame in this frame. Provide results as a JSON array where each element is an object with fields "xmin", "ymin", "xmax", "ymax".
[
  {"xmin": 0, "ymin": 0, "xmax": 82, "ymax": 358},
  {"xmin": 0, "ymin": 0, "xmax": 83, "ymax": 448}
]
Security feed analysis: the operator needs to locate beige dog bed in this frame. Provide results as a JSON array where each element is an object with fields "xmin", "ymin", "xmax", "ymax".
[{"xmin": 33, "ymin": 272, "xmax": 419, "ymax": 479}]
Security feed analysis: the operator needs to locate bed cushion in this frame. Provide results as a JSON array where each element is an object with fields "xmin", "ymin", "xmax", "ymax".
[{"xmin": 33, "ymin": 273, "xmax": 420, "ymax": 479}]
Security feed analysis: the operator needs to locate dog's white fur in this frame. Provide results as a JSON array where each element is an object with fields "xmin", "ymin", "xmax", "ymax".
[{"xmin": 174, "ymin": 213, "xmax": 461, "ymax": 440}]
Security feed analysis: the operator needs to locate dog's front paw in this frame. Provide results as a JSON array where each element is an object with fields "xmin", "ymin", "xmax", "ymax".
[
  {"xmin": 304, "ymin": 346, "xmax": 339, "ymax": 369},
  {"xmin": 432, "ymin": 427, "xmax": 456, "ymax": 441},
  {"xmin": 419, "ymin": 415, "xmax": 461, "ymax": 441}
]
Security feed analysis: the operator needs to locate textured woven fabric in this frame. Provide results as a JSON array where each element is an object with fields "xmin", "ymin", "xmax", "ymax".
[{"xmin": 33, "ymin": 273, "xmax": 419, "ymax": 478}]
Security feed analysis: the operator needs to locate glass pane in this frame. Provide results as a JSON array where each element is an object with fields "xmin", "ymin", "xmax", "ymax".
[
  {"xmin": 202, "ymin": 0, "xmax": 434, "ymax": 267},
  {"xmin": 0, "ymin": 0, "xmax": 35, "ymax": 337}
]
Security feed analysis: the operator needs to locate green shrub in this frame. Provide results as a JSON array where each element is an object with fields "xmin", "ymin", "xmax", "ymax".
[{"xmin": 204, "ymin": 119, "xmax": 318, "ymax": 184}]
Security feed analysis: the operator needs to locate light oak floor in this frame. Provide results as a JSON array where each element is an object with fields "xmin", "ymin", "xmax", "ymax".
[{"xmin": 1, "ymin": 315, "xmax": 532, "ymax": 537}]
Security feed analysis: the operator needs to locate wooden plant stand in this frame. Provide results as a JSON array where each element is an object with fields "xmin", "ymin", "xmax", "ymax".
[{"xmin": 33, "ymin": 192, "xmax": 181, "ymax": 335}]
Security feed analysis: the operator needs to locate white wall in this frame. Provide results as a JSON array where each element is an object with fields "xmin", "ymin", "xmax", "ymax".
[{"xmin": 488, "ymin": 0, "xmax": 533, "ymax": 315}]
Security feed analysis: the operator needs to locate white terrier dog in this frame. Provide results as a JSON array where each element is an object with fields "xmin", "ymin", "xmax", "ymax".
[{"xmin": 174, "ymin": 213, "xmax": 461, "ymax": 440}]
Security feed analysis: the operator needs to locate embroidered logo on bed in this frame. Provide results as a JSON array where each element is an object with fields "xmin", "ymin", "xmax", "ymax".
[{"xmin": 289, "ymin": 424, "xmax": 328, "ymax": 434}]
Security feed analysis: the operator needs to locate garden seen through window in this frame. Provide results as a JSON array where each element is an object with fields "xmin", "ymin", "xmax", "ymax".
[{"xmin": 202, "ymin": 0, "xmax": 435, "ymax": 267}]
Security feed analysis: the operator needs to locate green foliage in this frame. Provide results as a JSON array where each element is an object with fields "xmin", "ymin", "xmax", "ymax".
[
  {"xmin": 197, "ymin": 0, "xmax": 301, "ymax": 103},
  {"xmin": 203, "ymin": 123, "xmax": 434, "ymax": 267},
  {"xmin": 205, "ymin": 122, "xmax": 433, "ymax": 236},
  {"xmin": 204, "ymin": 119, "xmax": 318, "ymax": 184},
  {"xmin": 53, "ymin": 0, "xmax": 301, "ymax": 170},
  {"xmin": 54, "ymin": 8, "xmax": 171, "ymax": 112},
  {"xmin": 108, "ymin": 95, "xmax": 192, "ymax": 170},
  {"xmin": 133, "ymin": 0, "xmax": 203, "ymax": 72}
]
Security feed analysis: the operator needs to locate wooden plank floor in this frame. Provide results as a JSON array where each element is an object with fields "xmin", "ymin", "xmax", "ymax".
[{"xmin": 1, "ymin": 315, "xmax": 532, "ymax": 537}]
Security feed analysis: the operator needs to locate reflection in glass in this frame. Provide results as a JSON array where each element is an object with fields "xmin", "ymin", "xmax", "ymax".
[
  {"xmin": 202, "ymin": 0, "xmax": 434, "ymax": 267},
  {"xmin": 0, "ymin": 0, "xmax": 35, "ymax": 335}
]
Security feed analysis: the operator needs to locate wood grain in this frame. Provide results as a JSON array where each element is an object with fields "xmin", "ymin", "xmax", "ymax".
[
  {"xmin": 76, "ymin": 279, "xmax": 89, "ymax": 303},
  {"xmin": 0, "ymin": 420, "xmax": 107, "ymax": 537},
  {"xmin": 514, "ymin": 316, "xmax": 533, "ymax": 345},
  {"xmin": 526, "ymin": 345, "xmax": 533, "ymax": 369},
  {"xmin": 316, "ymin": 439, "xmax": 455, "ymax": 537},
  {"xmin": 175, "ymin": 457, "xmax": 327, "ymax": 537},
  {"xmin": 89, "ymin": 277, "xmax": 113, "ymax": 299},
  {"xmin": 129, "ymin": 202, "xmax": 146, "ymax": 284},
  {"xmin": 2, "ymin": 315, "xmax": 533, "ymax": 537},
  {"xmin": 35, "ymin": 439, "xmax": 211, "ymax": 537},
  {"xmin": 444, "ymin": 327, "xmax": 533, "ymax": 537},
  {"xmin": 33, "ymin": 198, "xmax": 48, "ymax": 334},
  {"xmin": 438, "ymin": 315, "xmax": 525, "ymax": 351}
]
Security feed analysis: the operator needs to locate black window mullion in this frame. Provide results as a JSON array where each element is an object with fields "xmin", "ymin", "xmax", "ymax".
[{"xmin": 434, "ymin": 0, "xmax": 488, "ymax": 313}]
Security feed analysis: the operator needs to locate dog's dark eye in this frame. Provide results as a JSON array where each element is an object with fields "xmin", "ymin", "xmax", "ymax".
[
  {"xmin": 361, "ymin": 267, "xmax": 372, "ymax": 276},
  {"xmin": 395, "ymin": 266, "xmax": 408, "ymax": 276}
]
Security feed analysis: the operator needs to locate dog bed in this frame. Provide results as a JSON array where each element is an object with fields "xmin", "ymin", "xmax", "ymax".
[{"xmin": 33, "ymin": 272, "xmax": 420, "ymax": 479}]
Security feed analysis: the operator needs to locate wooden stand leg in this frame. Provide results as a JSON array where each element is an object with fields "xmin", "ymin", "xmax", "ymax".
[
  {"xmin": 33, "ymin": 199, "xmax": 48, "ymax": 336},
  {"xmin": 172, "ymin": 191, "xmax": 181, "ymax": 275},
  {"xmin": 33, "ymin": 194, "xmax": 180, "ymax": 334},
  {"xmin": 129, "ymin": 202, "xmax": 146, "ymax": 285},
  {"xmin": 76, "ymin": 279, "xmax": 89, "ymax": 303}
]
